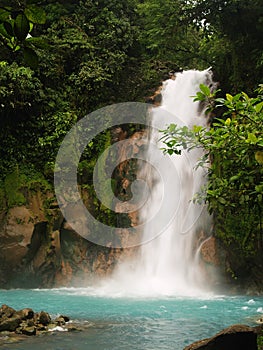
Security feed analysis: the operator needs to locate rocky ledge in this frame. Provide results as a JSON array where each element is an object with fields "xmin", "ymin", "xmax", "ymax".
[
  {"xmin": 0, "ymin": 304, "xmax": 82, "ymax": 345},
  {"xmin": 184, "ymin": 323, "xmax": 263, "ymax": 350}
]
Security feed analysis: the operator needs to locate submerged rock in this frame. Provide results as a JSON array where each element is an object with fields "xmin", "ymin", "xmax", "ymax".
[{"xmin": 184, "ymin": 324, "xmax": 257, "ymax": 350}]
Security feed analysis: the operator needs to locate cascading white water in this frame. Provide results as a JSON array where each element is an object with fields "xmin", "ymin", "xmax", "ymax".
[
  {"xmin": 96, "ymin": 69, "xmax": 214, "ymax": 297},
  {"xmin": 132, "ymin": 69, "xmax": 213, "ymax": 296}
]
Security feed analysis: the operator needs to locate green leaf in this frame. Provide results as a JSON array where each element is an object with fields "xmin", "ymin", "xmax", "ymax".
[
  {"xmin": 169, "ymin": 123, "xmax": 176, "ymax": 132},
  {"xmin": 23, "ymin": 47, "xmax": 38, "ymax": 69},
  {"xmin": 226, "ymin": 93, "xmax": 233, "ymax": 102},
  {"xmin": 225, "ymin": 118, "xmax": 231, "ymax": 126},
  {"xmin": 247, "ymin": 132, "xmax": 257, "ymax": 144},
  {"xmin": 255, "ymin": 101, "xmax": 263, "ymax": 113},
  {"xmin": 218, "ymin": 197, "xmax": 226, "ymax": 205},
  {"xmin": 25, "ymin": 5, "xmax": 46, "ymax": 24},
  {"xmin": 255, "ymin": 151, "xmax": 263, "ymax": 164},
  {"xmin": 14, "ymin": 14, "xmax": 30, "ymax": 41},
  {"xmin": 0, "ymin": 23, "xmax": 11, "ymax": 38},
  {"xmin": 193, "ymin": 125, "xmax": 202, "ymax": 133},
  {"xmin": 230, "ymin": 175, "xmax": 239, "ymax": 182},
  {"xmin": 25, "ymin": 36, "xmax": 49, "ymax": 49},
  {"xmin": 194, "ymin": 91, "xmax": 206, "ymax": 101},
  {"xmin": 199, "ymin": 84, "xmax": 210, "ymax": 96},
  {"xmin": 3, "ymin": 21, "xmax": 14, "ymax": 36},
  {"xmin": 0, "ymin": 8, "xmax": 10, "ymax": 22}
]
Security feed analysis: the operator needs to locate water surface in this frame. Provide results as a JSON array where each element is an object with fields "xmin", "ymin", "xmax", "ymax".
[{"xmin": 0, "ymin": 288, "xmax": 262, "ymax": 349}]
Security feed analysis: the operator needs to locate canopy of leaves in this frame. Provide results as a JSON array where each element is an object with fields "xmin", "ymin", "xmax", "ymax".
[{"xmin": 0, "ymin": 0, "xmax": 262, "ymax": 250}]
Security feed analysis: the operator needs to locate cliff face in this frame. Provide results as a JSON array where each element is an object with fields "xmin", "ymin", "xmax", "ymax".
[
  {"xmin": 0, "ymin": 128, "xmax": 146, "ymax": 288},
  {"xmin": 0, "ymin": 190, "xmax": 123, "ymax": 288},
  {"xmin": 200, "ymin": 236, "xmax": 263, "ymax": 294}
]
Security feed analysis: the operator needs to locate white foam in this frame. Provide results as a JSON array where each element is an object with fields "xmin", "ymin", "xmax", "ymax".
[{"xmin": 48, "ymin": 326, "xmax": 68, "ymax": 332}]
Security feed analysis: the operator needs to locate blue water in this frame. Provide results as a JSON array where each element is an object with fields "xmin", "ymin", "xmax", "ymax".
[{"xmin": 0, "ymin": 288, "xmax": 262, "ymax": 349}]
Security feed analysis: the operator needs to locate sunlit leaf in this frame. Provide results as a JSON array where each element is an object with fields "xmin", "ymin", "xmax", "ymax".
[
  {"xmin": 199, "ymin": 83, "xmax": 210, "ymax": 96},
  {"xmin": 25, "ymin": 5, "xmax": 46, "ymax": 24},
  {"xmin": 255, "ymin": 101, "xmax": 263, "ymax": 113},
  {"xmin": 255, "ymin": 151, "xmax": 263, "ymax": 164},
  {"xmin": 226, "ymin": 93, "xmax": 233, "ymax": 102}
]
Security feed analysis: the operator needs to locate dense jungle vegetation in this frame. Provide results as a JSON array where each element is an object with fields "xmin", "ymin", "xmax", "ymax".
[{"xmin": 0, "ymin": 0, "xmax": 262, "ymax": 265}]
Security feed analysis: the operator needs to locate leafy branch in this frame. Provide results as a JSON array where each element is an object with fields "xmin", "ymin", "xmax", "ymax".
[{"xmin": 0, "ymin": 1, "xmax": 47, "ymax": 68}]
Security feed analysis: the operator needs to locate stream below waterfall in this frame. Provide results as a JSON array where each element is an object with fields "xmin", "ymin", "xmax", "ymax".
[{"xmin": 0, "ymin": 288, "xmax": 262, "ymax": 349}]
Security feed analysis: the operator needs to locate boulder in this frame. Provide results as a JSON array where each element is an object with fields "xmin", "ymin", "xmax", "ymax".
[
  {"xmin": 59, "ymin": 315, "xmax": 70, "ymax": 323},
  {"xmin": 184, "ymin": 324, "xmax": 257, "ymax": 350},
  {"xmin": 0, "ymin": 304, "xmax": 16, "ymax": 318},
  {"xmin": 55, "ymin": 317, "xmax": 66, "ymax": 326},
  {"xmin": 38, "ymin": 311, "xmax": 51, "ymax": 326},
  {"xmin": 0, "ymin": 315, "xmax": 22, "ymax": 332},
  {"xmin": 16, "ymin": 308, "xmax": 34, "ymax": 320}
]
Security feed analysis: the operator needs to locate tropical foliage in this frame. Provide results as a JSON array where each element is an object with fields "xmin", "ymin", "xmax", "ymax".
[
  {"xmin": 0, "ymin": 0, "xmax": 262, "ymax": 260},
  {"xmin": 161, "ymin": 85, "xmax": 263, "ymax": 255}
]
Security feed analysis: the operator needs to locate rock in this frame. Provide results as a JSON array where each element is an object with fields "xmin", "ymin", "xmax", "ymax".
[
  {"xmin": 256, "ymin": 316, "xmax": 263, "ymax": 324},
  {"xmin": 26, "ymin": 320, "xmax": 35, "ymax": 327},
  {"xmin": 200, "ymin": 237, "xmax": 221, "ymax": 266},
  {"xmin": 47, "ymin": 323, "xmax": 57, "ymax": 330},
  {"xmin": 0, "ymin": 315, "xmax": 22, "ymax": 332},
  {"xmin": 21, "ymin": 326, "xmax": 36, "ymax": 336},
  {"xmin": 16, "ymin": 308, "xmax": 34, "ymax": 320},
  {"xmin": 55, "ymin": 317, "xmax": 66, "ymax": 326},
  {"xmin": 38, "ymin": 311, "xmax": 51, "ymax": 326},
  {"xmin": 184, "ymin": 324, "xmax": 257, "ymax": 350},
  {"xmin": 60, "ymin": 315, "xmax": 70, "ymax": 322},
  {"xmin": 0, "ymin": 305, "xmax": 76, "ymax": 341},
  {"xmin": 0, "ymin": 304, "xmax": 16, "ymax": 318},
  {"xmin": 67, "ymin": 326, "xmax": 78, "ymax": 332}
]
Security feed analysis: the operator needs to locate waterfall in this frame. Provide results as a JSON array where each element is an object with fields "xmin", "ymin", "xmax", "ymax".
[
  {"xmin": 97, "ymin": 69, "xmax": 214, "ymax": 297},
  {"xmin": 133, "ymin": 69, "xmax": 213, "ymax": 296}
]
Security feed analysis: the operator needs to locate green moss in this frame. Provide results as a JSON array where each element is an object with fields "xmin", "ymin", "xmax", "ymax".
[
  {"xmin": 4, "ymin": 167, "xmax": 26, "ymax": 207},
  {"xmin": 2, "ymin": 165, "xmax": 52, "ymax": 209}
]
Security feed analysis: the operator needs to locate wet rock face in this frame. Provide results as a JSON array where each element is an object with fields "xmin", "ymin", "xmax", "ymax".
[{"xmin": 184, "ymin": 324, "xmax": 258, "ymax": 350}]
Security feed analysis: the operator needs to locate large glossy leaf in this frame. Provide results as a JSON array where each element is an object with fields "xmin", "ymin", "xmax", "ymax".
[
  {"xmin": 24, "ymin": 5, "xmax": 46, "ymax": 24},
  {"xmin": 23, "ymin": 46, "xmax": 38, "ymax": 69},
  {"xmin": 14, "ymin": 14, "xmax": 30, "ymax": 41}
]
